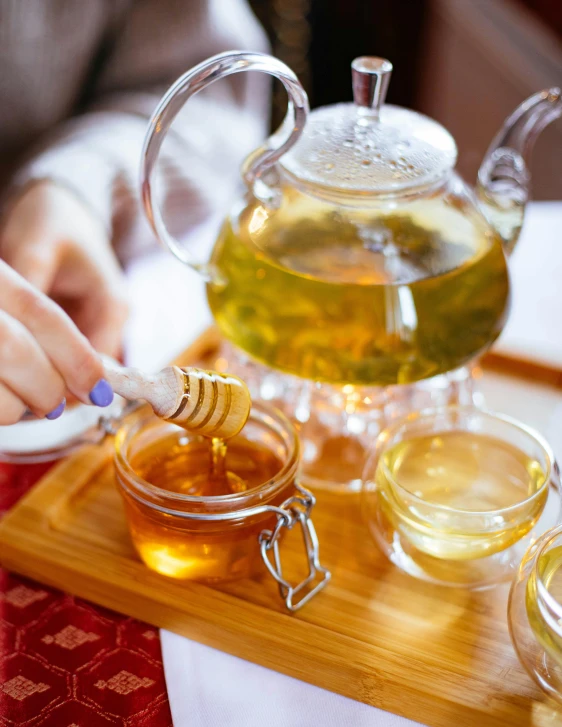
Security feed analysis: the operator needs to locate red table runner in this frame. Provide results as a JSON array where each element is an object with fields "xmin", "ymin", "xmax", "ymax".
[{"xmin": 0, "ymin": 463, "xmax": 173, "ymax": 726}]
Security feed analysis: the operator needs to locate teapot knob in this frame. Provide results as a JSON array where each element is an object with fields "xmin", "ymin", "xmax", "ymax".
[{"xmin": 352, "ymin": 57, "xmax": 392, "ymax": 118}]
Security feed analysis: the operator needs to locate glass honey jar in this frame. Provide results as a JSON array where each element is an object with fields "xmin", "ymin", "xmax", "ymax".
[
  {"xmin": 509, "ymin": 525, "xmax": 562, "ymax": 703},
  {"xmin": 362, "ymin": 406, "xmax": 561, "ymax": 588},
  {"xmin": 114, "ymin": 401, "xmax": 330, "ymax": 611}
]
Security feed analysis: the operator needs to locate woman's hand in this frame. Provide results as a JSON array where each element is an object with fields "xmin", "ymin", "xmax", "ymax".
[
  {"xmin": 0, "ymin": 180, "xmax": 128, "ymax": 359},
  {"xmin": 0, "ymin": 260, "xmax": 113, "ymax": 424}
]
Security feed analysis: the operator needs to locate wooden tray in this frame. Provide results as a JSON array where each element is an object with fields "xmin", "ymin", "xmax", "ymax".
[{"xmin": 1, "ymin": 329, "xmax": 561, "ymax": 727}]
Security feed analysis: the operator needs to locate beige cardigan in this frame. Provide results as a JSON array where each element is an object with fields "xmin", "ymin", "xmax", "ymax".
[{"xmin": 0, "ymin": 0, "xmax": 270, "ymax": 259}]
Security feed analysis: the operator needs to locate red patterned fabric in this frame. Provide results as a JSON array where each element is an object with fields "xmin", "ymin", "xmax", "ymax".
[{"xmin": 0, "ymin": 463, "xmax": 173, "ymax": 726}]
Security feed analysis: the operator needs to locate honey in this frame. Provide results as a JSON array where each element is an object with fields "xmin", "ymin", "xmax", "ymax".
[
  {"xmin": 130, "ymin": 434, "xmax": 282, "ymax": 498},
  {"xmin": 207, "ymin": 186, "xmax": 510, "ymax": 385},
  {"xmin": 114, "ymin": 405, "xmax": 299, "ymax": 582}
]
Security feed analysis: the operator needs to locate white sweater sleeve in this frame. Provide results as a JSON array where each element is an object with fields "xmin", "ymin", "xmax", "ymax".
[{"xmin": 14, "ymin": 0, "xmax": 271, "ymax": 261}]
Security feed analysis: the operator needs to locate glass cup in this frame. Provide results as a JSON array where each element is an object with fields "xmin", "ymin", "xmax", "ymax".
[
  {"xmin": 114, "ymin": 401, "xmax": 330, "ymax": 611},
  {"xmin": 509, "ymin": 525, "xmax": 562, "ymax": 703},
  {"xmin": 362, "ymin": 407, "xmax": 560, "ymax": 588}
]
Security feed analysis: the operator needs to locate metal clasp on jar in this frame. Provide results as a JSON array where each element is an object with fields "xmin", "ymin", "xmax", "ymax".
[{"xmin": 259, "ymin": 483, "xmax": 331, "ymax": 612}]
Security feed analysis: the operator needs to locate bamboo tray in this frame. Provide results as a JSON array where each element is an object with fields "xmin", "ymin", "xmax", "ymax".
[{"xmin": 1, "ymin": 329, "xmax": 561, "ymax": 727}]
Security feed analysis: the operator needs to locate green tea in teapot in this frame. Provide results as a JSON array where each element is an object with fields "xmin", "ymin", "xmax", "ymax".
[{"xmin": 207, "ymin": 187, "xmax": 510, "ymax": 386}]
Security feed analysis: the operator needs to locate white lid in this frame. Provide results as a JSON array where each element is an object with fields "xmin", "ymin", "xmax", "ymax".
[
  {"xmin": 0, "ymin": 398, "xmax": 125, "ymax": 463},
  {"xmin": 279, "ymin": 57, "xmax": 457, "ymax": 200}
]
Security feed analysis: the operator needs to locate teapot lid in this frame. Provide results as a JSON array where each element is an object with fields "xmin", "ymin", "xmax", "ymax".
[{"xmin": 279, "ymin": 57, "xmax": 457, "ymax": 202}]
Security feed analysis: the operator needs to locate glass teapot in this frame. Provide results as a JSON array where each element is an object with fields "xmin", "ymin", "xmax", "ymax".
[
  {"xmin": 140, "ymin": 52, "xmax": 561, "ymax": 491},
  {"xmin": 141, "ymin": 51, "xmax": 561, "ymax": 388}
]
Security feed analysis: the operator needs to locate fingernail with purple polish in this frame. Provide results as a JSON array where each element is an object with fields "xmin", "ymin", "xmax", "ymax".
[
  {"xmin": 89, "ymin": 379, "xmax": 114, "ymax": 407},
  {"xmin": 46, "ymin": 399, "xmax": 66, "ymax": 420}
]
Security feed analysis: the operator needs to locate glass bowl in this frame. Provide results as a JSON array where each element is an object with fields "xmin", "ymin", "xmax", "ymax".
[
  {"xmin": 362, "ymin": 406, "xmax": 561, "ymax": 588},
  {"xmin": 509, "ymin": 524, "xmax": 562, "ymax": 703}
]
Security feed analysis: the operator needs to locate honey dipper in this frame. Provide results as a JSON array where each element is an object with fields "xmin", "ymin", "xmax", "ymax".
[{"xmin": 104, "ymin": 361, "xmax": 251, "ymax": 439}]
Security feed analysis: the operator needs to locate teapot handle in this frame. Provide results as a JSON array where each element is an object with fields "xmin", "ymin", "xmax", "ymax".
[{"xmin": 140, "ymin": 51, "xmax": 309, "ymax": 273}]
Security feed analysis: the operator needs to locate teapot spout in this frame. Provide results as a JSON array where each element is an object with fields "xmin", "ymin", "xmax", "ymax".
[{"xmin": 476, "ymin": 88, "xmax": 562, "ymax": 255}]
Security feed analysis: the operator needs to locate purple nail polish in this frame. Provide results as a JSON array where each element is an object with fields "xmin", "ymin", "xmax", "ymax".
[
  {"xmin": 89, "ymin": 378, "xmax": 114, "ymax": 407},
  {"xmin": 45, "ymin": 399, "xmax": 66, "ymax": 420}
]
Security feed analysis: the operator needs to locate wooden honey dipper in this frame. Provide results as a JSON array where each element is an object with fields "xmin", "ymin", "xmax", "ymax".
[{"xmin": 104, "ymin": 361, "xmax": 251, "ymax": 439}]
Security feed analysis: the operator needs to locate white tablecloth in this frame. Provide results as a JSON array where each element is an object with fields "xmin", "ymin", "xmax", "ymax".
[{"xmin": 124, "ymin": 202, "xmax": 562, "ymax": 727}]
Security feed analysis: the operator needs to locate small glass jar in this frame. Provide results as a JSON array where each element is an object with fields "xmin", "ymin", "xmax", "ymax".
[
  {"xmin": 509, "ymin": 525, "xmax": 562, "ymax": 703},
  {"xmin": 114, "ymin": 401, "xmax": 330, "ymax": 611},
  {"xmin": 362, "ymin": 407, "xmax": 560, "ymax": 588}
]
